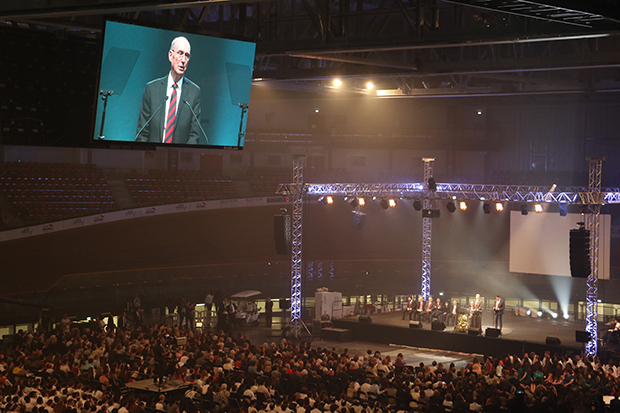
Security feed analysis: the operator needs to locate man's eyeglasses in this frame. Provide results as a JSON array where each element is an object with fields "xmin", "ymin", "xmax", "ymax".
[{"xmin": 173, "ymin": 50, "xmax": 191, "ymax": 60}]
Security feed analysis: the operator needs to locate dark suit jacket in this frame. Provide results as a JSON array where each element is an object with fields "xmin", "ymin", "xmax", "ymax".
[
  {"xmin": 494, "ymin": 299, "xmax": 505, "ymax": 315},
  {"xmin": 136, "ymin": 75, "xmax": 202, "ymax": 144}
]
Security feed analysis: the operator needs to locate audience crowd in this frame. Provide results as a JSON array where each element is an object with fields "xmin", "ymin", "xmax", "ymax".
[{"xmin": 0, "ymin": 318, "xmax": 618, "ymax": 413}]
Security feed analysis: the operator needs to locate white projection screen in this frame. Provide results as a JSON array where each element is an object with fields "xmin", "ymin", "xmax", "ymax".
[{"xmin": 509, "ymin": 211, "xmax": 611, "ymax": 279}]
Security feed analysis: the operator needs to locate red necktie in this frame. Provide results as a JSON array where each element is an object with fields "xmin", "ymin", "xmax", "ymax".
[{"xmin": 164, "ymin": 83, "xmax": 178, "ymax": 143}]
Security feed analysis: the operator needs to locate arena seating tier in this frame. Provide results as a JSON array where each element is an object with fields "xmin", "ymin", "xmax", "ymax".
[
  {"xmin": 0, "ymin": 162, "xmax": 116, "ymax": 224},
  {"xmin": 124, "ymin": 170, "xmax": 237, "ymax": 207}
]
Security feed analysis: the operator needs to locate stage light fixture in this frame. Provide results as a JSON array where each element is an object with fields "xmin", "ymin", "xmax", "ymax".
[
  {"xmin": 366, "ymin": 82, "xmax": 374, "ymax": 90},
  {"xmin": 551, "ymin": 312, "xmax": 558, "ymax": 319},
  {"xmin": 388, "ymin": 198, "xmax": 397, "ymax": 208},
  {"xmin": 495, "ymin": 202, "xmax": 504, "ymax": 212},
  {"xmin": 333, "ymin": 79, "xmax": 342, "ymax": 88},
  {"xmin": 537, "ymin": 310, "xmax": 543, "ymax": 317},
  {"xmin": 380, "ymin": 199, "xmax": 389, "ymax": 209},
  {"xmin": 446, "ymin": 201, "xmax": 456, "ymax": 213},
  {"xmin": 428, "ymin": 177, "xmax": 437, "ymax": 191},
  {"xmin": 358, "ymin": 197, "xmax": 366, "ymax": 206},
  {"xmin": 526, "ymin": 310, "xmax": 531, "ymax": 316},
  {"xmin": 559, "ymin": 204, "xmax": 568, "ymax": 217},
  {"xmin": 413, "ymin": 200, "xmax": 422, "ymax": 211},
  {"xmin": 459, "ymin": 201, "xmax": 467, "ymax": 211},
  {"xmin": 348, "ymin": 197, "xmax": 359, "ymax": 208},
  {"xmin": 318, "ymin": 195, "xmax": 334, "ymax": 206},
  {"xmin": 520, "ymin": 205, "xmax": 528, "ymax": 215},
  {"xmin": 534, "ymin": 203, "xmax": 543, "ymax": 213},
  {"xmin": 563, "ymin": 313, "xmax": 569, "ymax": 320},
  {"xmin": 483, "ymin": 203, "xmax": 491, "ymax": 214}
]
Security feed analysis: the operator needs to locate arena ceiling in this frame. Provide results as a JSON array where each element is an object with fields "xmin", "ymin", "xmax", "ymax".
[{"xmin": 3, "ymin": 1, "xmax": 620, "ymax": 98}]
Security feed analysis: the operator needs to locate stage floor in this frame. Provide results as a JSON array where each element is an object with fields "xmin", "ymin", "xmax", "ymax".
[{"xmin": 341, "ymin": 309, "xmax": 592, "ymax": 350}]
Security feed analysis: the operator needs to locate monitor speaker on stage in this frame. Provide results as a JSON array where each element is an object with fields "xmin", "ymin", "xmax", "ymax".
[
  {"xmin": 546, "ymin": 336, "xmax": 561, "ymax": 346},
  {"xmin": 359, "ymin": 315, "xmax": 372, "ymax": 324},
  {"xmin": 575, "ymin": 330, "xmax": 591, "ymax": 343},
  {"xmin": 468, "ymin": 328, "xmax": 481, "ymax": 336},
  {"xmin": 431, "ymin": 321, "xmax": 446, "ymax": 331},
  {"xmin": 409, "ymin": 321, "xmax": 422, "ymax": 329},
  {"xmin": 485, "ymin": 328, "xmax": 501, "ymax": 338}
]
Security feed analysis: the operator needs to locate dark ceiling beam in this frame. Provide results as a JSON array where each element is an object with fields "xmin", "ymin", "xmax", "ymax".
[
  {"xmin": 288, "ymin": 53, "xmax": 418, "ymax": 70},
  {"xmin": 256, "ymin": 31, "xmax": 612, "ymax": 56},
  {"xmin": 441, "ymin": 0, "xmax": 620, "ymax": 27},
  {"xmin": 0, "ymin": 0, "xmax": 271, "ymax": 19}
]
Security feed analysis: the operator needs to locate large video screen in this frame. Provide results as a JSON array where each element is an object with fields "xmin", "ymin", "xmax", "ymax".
[
  {"xmin": 92, "ymin": 21, "xmax": 256, "ymax": 148},
  {"xmin": 509, "ymin": 211, "xmax": 611, "ymax": 278}
]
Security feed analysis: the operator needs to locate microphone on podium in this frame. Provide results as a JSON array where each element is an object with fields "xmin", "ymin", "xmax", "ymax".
[
  {"xmin": 184, "ymin": 100, "xmax": 209, "ymax": 144},
  {"xmin": 134, "ymin": 96, "xmax": 168, "ymax": 141}
]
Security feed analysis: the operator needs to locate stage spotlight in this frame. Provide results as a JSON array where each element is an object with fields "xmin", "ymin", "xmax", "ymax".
[
  {"xmin": 459, "ymin": 201, "xmax": 467, "ymax": 211},
  {"xmin": 372, "ymin": 196, "xmax": 377, "ymax": 201},
  {"xmin": 520, "ymin": 205, "xmax": 529, "ymax": 215},
  {"xmin": 380, "ymin": 199, "xmax": 389, "ymax": 209},
  {"xmin": 534, "ymin": 203, "xmax": 543, "ymax": 213},
  {"xmin": 366, "ymin": 82, "xmax": 374, "ymax": 90},
  {"xmin": 526, "ymin": 310, "xmax": 531, "ymax": 316},
  {"xmin": 563, "ymin": 313, "xmax": 569, "ymax": 320},
  {"xmin": 559, "ymin": 204, "xmax": 568, "ymax": 217},
  {"xmin": 388, "ymin": 198, "xmax": 397, "ymax": 208},
  {"xmin": 333, "ymin": 79, "xmax": 342, "ymax": 88},
  {"xmin": 348, "ymin": 197, "xmax": 359, "ymax": 208},
  {"xmin": 495, "ymin": 202, "xmax": 504, "ymax": 212},
  {"xmin": 483, "ymin": 203, "xmax": 491, "ymax": 214},
  {"xmin": 537, "ymin": 310, "xmax": 543, "ymax": 317},
  {"xmin": 428, "ymin": 177, "xmax": 437, "ymax": 191},
  {"xmin": 551, "ymin": 312, "xmax": 558, "ymax": 319},
  {"xmin": 446, "ymin": 202, "xmax": 456, "ymax": 213},
  {"xmin": 413, "ymin": 200, "xmax": 422, "ymax": 211},
  {"xmin": 358, "ymin": 197, "xmax": 366, "ymax": 206},
  {"xmin": 318, "ymin": 195, "xmax": 334, "ymax": 206}
]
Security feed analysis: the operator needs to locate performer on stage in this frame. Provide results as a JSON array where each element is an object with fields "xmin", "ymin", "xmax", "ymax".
[
  {"xmin": 470, "ymin": 294, "xmax": 483, "ymax": 332},
  {"xmin": 493, "ymin": 295, "xmax": 505, "ymax": 333},
  {"xmin": 432, "ymin": 297, "xmax": 442, "ymax": 320},
  {"xmin": 413, "ymin": 296, "xmax": 424, "ymax": 321},
  {"xmin": 402, "ymin": 296, "xmax": 414, "ymax": 320},
  {"xmin": 447, "ymin": 300, "xmax": 458, "ymax": 326},
  {"xmin": 424, "ymin": 297, "xmax": 434, "ymax": 322}
]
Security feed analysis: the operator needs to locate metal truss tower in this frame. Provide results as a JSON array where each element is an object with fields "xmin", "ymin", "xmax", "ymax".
[
  {"xmin": 585, "ymin": 157, "xmax": 604, "ymax": 356},
  {"xmin": 290, "ymin": 155, "xmax": 305, "ymax": 337},
  {"xmin": 421, "ymin": 158, "xmax": 435, "ymax": 300}
]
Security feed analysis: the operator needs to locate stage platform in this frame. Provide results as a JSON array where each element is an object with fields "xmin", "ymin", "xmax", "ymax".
[
  {"xmin": 331, "ymin": 310, "xmax": 595, "ymax": 357},
  {"xmin": 125, "ymin": 378, "xmax": 191, "ymax": 394}
]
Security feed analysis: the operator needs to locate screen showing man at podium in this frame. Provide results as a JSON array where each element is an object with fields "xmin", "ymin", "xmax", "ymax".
[{"xmin": 93, "ymin": 21, "xmax": 255, "ymax": 148}]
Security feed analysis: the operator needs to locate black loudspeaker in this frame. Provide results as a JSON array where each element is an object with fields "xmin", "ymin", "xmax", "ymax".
[
  {"xmin": 485, "ymin": 328, "xmax": 501, "ymax": 338},
  {"xmin": 274, "ymin": 215, "xmax": 291, "ymax": 255},
  {"xmin": 431, "ymin": 321, "xmax": 446, "ymax": 331},
  {"xmin": 409, "ymin": 321, "xmax": 423, "ymax": 329},
  {"xmin": 359, "ymin": 315, "xmax": 372, "ymax": 324},
  {"xmin": 468, "ymin": 328, "xmax": 481, "ymax": 336},
  {"xmin": 575, "ymin": 330, "xmax": 591, "ymax": 343},
  {"xmin": 570, "ymin": 228, "xmax": 591, "ymax": 278},
  {"xmin": 546, "ymin": 336, "xmax": 561, "ymax": 346}
]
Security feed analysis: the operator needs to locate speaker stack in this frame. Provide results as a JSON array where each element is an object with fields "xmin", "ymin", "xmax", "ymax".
[{"xmin": 569, "ymin": 227, "xmax": 591, "ymax": 278}]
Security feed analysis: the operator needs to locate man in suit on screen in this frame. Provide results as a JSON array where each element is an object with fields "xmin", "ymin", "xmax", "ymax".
[{"xmin": 136, "ymin": 36, "xmax": 202, "ymax": 144}]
